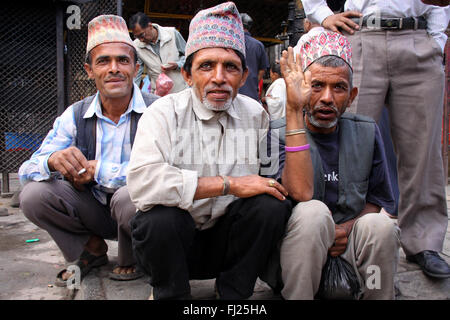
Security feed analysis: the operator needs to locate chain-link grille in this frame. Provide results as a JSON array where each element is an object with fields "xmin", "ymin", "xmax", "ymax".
[
  {"xmin": 0, "ymin": 3, "xmax": 57, "ymax": 172},
  {"xmin": 66, "ymin": 0, "xmax": 118, "ymax": 105}
]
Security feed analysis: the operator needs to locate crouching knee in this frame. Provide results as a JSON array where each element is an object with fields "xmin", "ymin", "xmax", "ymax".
[
  {"xmin": 20, "ymin": 181, "xmax": 51, "ymax": 223},
  {"xmin": 288, "ymin": 200, "xmax": 334, "ymax": 233},
  {"xmin": 245, "ymin": 194, "xmax": 293, "ymax": 231}
]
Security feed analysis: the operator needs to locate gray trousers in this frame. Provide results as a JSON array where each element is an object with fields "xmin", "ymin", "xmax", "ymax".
[
  {"xmin": 20, "ymin": 180, "xmax": 137, "ymax": 266},
  {"xmin": 280, "ymin": 200, "xmax": 400, "ymax": 300},
  {"xmin": 345, "ymin": 29, "xmax": 448, "ymax": 256}
]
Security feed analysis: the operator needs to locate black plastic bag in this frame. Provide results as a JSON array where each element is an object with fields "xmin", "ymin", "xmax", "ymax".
[{"xmin": 316, "ymin": 255, "xmax": 361, "ymax": 300}]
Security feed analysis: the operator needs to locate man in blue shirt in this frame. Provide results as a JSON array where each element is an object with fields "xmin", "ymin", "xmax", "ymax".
[
  {"xmin": 238, "ymin": 13, "xmax": 269, "ymax": 102},
  {"xmin": 18, "ymin": 15, "xmax": 158, "ymax": 286}
]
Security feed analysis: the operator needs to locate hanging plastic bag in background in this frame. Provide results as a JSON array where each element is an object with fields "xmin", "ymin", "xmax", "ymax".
[
  {"xmin": 316, "ymin": 255, "xmax": 361, "ymax": 300},
  {"xmin": 141, "ymin": 75, "xmax": 152, "ymax": 94},
  {"xmin": 155, "ymin": 72, "xmax": 174, "ymax": 97}
]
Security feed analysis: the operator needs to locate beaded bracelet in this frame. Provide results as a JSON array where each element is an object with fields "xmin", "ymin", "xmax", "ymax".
[{"xmin": 285, "ymin": 144, "xmax": 310, "ymax": 152}]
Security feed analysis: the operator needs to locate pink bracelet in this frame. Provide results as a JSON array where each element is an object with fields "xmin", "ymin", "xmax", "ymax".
[{"xmin": 285, "ymin": 144, "xmax": 310, "ymax": 152}]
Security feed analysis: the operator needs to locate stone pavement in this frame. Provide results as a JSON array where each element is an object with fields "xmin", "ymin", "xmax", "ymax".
[{"xmin": 0, "ymin": 173, "xmax": 449, "ymax": 300}]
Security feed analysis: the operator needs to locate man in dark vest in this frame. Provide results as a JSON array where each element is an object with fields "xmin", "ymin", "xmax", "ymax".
[
  {"xmin": 18, "ymin": 15, "xmax": 158, "ymax": 286},
  {"xmin": 273, "ymin": 30, "xmax": 400, "ymax": 299}
]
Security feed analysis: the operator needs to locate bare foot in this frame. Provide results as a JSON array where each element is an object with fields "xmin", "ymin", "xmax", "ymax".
[{"xmin": 112, "ymin": 266, "xmax": 137, "ymax": 275}]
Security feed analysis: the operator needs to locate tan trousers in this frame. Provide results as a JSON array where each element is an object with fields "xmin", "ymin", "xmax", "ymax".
[
  {"xmin": 345, "ymin": 29, "xmax": 448, "ymax": 256},
  {"xmin": 280, "ymin": 200, "xmax": 400, "ymax": 300}
]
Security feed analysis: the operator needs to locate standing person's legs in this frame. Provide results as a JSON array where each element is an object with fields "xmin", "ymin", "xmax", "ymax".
[
  {"xmin": 385, "ymin": 30, "xmax": 447, "ymax": 256},
  {"xmin": 345, "ymin": 30, "xmax": 388, "ymax": 120},
  {"xmin": 109, "ymin": 186, "xmax": 143, "ymax": 280},
  {"xmin": 341, "ymin": 213, "xmax": 400, "ymax": 300},
  {"xmin": 20, "ymin": 179, "xmax": 117, "ymax": 262},
  {"xmin": 280, "ymin": 200, "xmax": 335, "ymax": 299}
]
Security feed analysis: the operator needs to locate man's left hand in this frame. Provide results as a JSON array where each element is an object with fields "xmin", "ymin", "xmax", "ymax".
[
  {"xmin": 329, "ymin": 225, "xmax": 348, "ymax": 257},
  {"xmin": 72, "ymin": 160, "xmax": 98, "ymax": 190}
]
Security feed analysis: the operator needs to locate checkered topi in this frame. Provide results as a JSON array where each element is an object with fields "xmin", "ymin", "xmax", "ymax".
[
  {"xmin": 299, "ymin": 30, "xmax": 352, "ymax": 71},
  {"xmin": 86, "ymin": 15, "xmax": 134, "ymax": 53},
  {"xmin": 185, "ymin": 1, "xmax": 245, "ymax": 58}
]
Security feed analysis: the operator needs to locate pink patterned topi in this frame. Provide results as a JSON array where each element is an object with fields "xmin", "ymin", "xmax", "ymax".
[
  {"xmin": 185, "ymin": 1, "xmax": 245, "ymax": 58},
  {"xmin": 86, "ymin": 15, "xmax": 134, "ymax": 53},
  {"xmin": 298, "ymin": 30, "xmax": 352, "ymax": 71}
]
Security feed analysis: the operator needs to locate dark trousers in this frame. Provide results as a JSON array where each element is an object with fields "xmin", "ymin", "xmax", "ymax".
[{"xmin": 130, "ymin": 194, "xmax": 292, "ymax": 300}]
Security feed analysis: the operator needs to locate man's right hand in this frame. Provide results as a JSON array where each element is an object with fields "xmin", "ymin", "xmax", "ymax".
[
  {"xmin": 48, "ymin": 147, "xmax": 93, "ymax": 188},
  {"xmin": 279, "ymin": 46, "xmax": 311, "ymax": 113},
  {"xmin": 229, "ymin": 175, "xmax": 288, "ymax": 201},
  {"xmin": 322, "ymin": 11, "xmax": 363, "ymax": 35}
]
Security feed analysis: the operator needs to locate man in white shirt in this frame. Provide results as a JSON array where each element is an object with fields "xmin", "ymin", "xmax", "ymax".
[
  {"xmin": 262, "ymin": 62, "xmax": 286, "ymax": 120},
  {"xmin": 302, "ymin": 0, "xmax": 450, "ymax": 278},
  {"xmin": 126, "ymin": 2, "xmax": 313, "ymax": 300}
]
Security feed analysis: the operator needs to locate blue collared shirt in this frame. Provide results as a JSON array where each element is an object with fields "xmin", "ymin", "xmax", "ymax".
[{"xmin": 19, "ymin": 84, "xmax": 148, "ymax": 204}]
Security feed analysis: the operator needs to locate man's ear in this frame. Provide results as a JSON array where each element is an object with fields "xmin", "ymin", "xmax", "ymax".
[
  {"xmin": 349, "ymin": 86, "xmax": 358, "ymax": 105},
  {"xmin": 239, "ymin": 68, "xmax": 249, "ymax": 88},
  {"xmin": 84, "ymin": 63, "xmax": 94, "ymax": 80},
  {"xmin": 181, "ymin": 67, "xmax": 193, "ymax": 87}
]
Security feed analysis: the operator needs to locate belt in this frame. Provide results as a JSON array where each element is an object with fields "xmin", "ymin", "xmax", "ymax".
[{"xmin": 350, "ymin": 16, "xmax": 427, "ymax": 30}]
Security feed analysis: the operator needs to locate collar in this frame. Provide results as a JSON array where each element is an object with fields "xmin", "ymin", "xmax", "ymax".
[
  {"xmin": 190, "ymin": 88, "xmax": 241, "ymax": 121},
  {"xmin": 83, "ymin": 84, "xmax": 147, "ymax": 119}
]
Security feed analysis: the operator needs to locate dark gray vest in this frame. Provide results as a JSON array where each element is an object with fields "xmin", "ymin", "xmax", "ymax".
[
  {"xmin": 72, "ymin": 92, "xmax": 158, "ymax": 160},
  {"xmin": 271, "ymin": 113, "xmax": 376, "ymax": 223}
]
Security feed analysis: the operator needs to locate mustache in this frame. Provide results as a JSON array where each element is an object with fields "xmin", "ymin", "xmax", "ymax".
[
  {"xmin": 204, "ymin": 83, "xmax": 233, "ymax": 94},
  {"xmin": 105, "ymin": 75, "xmax": 126, "ymax": 81},
  {"xmin": 312, "ymin": 104, "xmax": 339, "ymax": 113}
]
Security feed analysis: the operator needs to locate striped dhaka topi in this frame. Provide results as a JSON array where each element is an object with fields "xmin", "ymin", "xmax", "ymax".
[
  {"xmin": 185, "ymin": 1, "xmax": 245, "ymax": 58},
  {"xmin": 86, "ymin": 15, "xmax": 134, "ymax": 53}
]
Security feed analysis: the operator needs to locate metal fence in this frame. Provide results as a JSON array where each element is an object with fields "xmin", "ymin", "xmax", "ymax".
[
  {"xmin": 0, "ymin": 0, "xmax": 119, "ymax": 193},
  {"xmin": 0, "ymin": 3, "xmax": 58, "ymax": 174}
]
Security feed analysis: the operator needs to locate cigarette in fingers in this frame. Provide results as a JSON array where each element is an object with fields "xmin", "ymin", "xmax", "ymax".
[{"xmin": 78, "ymin": 168, "xmax": 87, "ymax": 175}]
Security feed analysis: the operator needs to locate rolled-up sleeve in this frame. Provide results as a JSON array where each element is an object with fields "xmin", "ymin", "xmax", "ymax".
[
  {"xmin": 302, "ymin": 0, "xmax": 334, "ymax": 25},
  {"xmin": 18, "ymin": 106, "xmax": 76, "ymax": 185},
  {"xmin": 127, "ymin": 99, "xmax": 198, "ymax": 212}
]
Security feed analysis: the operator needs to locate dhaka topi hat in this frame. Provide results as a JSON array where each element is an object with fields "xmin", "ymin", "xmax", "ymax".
[
  {"xmin": 185, "ymin": 1, "xmax": 245, "ymax": 58},
  {"xmin": 298, "ymin": 30, "xmax": 352, "ymax": 71},
  {"xmin": 86, "ymin": 15, "xmax": 134, "ymax": 54}
]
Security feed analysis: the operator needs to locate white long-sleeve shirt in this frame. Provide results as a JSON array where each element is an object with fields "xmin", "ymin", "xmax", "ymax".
[
  {"xmin": 127, "ymin": 88, "xmax": 270, "ymax": 230},
  {"xmin": 302, "ymin": 0, "xmax": 449, "ymax": 51},
  {"xmin": 265, "ymin": 78, "xmax": 287, "ymax": 121}
]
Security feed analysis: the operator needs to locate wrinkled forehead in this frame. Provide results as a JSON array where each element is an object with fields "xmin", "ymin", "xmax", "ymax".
[
  {"xmin": 192, "ymin": 47, "xmax": 242, "ymax": 65},
  {"xmin": 308, "ymin": 62, "xmax": 352, "ymax": 84}
]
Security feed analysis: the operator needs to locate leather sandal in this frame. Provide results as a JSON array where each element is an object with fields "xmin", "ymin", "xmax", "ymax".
[{"xmin": 55, "ymin": 250, "xmax": 108, "ymax": 287}]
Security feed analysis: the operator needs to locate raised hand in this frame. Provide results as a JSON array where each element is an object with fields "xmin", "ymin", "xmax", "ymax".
[{"xmin": 279, "ymin": 46, "xmax": 311, "ymax": 113}]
